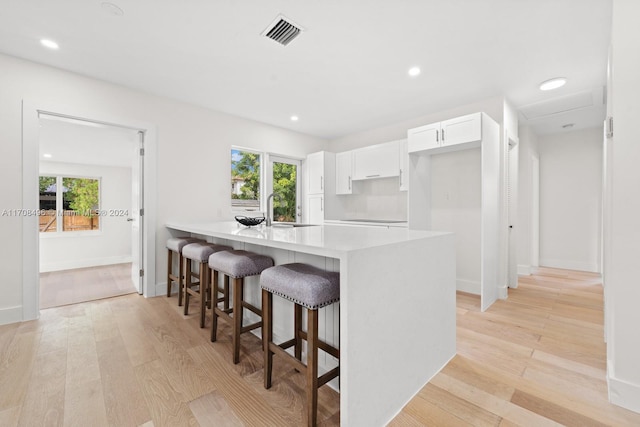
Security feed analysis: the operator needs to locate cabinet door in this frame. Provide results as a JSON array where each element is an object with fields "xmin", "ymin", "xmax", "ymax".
[
  {"xmin": 335, "ymin": 151, "xmax": 353, "ymax": 195},
  {"xmin": 408, "ymin": 122, "xmax": 440, "ymax": 153},
  {"xmin": 440, "ymin": 112, "xmax": 482, "ymax": 147},
  {"xmin": 307, "ymin": 152, "xmax": 324, "ymax": 194},
  {"xmin": 353, "ymin": 140, "xmax": 400, "ymax": 180},
  {"xmin": 307, "ymin": 195, "xmax": 324, "ymax": 224},
  {"xmin": 398, "ymin": 139, "xmax": 409, "ymax": 191}
]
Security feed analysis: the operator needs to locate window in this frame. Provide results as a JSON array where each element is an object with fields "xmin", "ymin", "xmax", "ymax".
[
  {"xmin": 231, "ymin": 148, "xmax": 261, "ymax": 211},
  {"xmin": 39, "ymin": 176, "xmax": 100, "ymax": 233},
  {"xmin": 269, "ymin": 156, "xmax": 301, "ymax": 223}
]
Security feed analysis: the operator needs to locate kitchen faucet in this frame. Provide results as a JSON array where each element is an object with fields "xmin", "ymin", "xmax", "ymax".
[{"xmin": 266, "ymin": 192, "xmax": 283, "ymax": 226}]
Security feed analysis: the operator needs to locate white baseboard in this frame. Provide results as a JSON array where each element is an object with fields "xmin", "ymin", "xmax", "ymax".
[
  {"xmin": 0, "ymin": 305, "xmax": 23, "ymax": 326},
  {"xmin": 518, "ymin": 264, "xmax": 533, "ymax": 276},
  {"xmin": 539, "ymin": 258, "xmax": 600, "ymax": 273},
  {"xmin": 498, "ymin": 285, "xmax": 508, "ymax": 300},
  {"xmin": 609, "ymin": 374, "xmax": 640, "ymax": 413},
  {"xmin": 40, "ymin": 255, "xmax": 133, "ymax": 272},
  {"xmin": 457, "ymin": 278, "xmax": 480, "ymax": 294}
]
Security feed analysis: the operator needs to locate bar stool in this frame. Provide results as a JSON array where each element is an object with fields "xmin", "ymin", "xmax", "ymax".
[
  {"xmin": 166, "ymin": 237, "xmax": 202, "ymax": 305},
  {"xmin": 260, "ymin": 263, "xmax": 340, "ymax": 427},
  {"xmin": 182, "ymin": 242, "xmax": 232, "ymax": 328},
  {"xmin": 209, "ymin": 250, "xmax": 274, "ymax": 364}
]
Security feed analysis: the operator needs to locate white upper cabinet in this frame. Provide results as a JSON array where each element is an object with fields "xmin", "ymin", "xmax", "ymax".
[
  {"xmin": 399, "ymin": 138, "xmax": 409, "ymax": 191},
  {"xmin": 408, "ymin": 112, "xmax": 482, "ymax": 154},
  {"xmin": 407, "ymin": 122, "xmax": 441, "ymax": 153},
  {"xmin": 440, "ymin": 113, "xmax": 482, "ymax": 147},
  {"xmin": 353, "ymin": 140, "xmax": 400, "ymax": 180},
  {"xmin": 307, "ymin": 151, "xmax": 326, "ymax": 195},
  {"xmin": 335, "ymin": 151, "xmax": 353, "ymax": 195}
]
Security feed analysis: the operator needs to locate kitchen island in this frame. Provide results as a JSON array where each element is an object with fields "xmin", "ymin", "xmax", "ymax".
[{"xmin": 166, "ymin": 221, "xmax": 455, "ymax": 426}]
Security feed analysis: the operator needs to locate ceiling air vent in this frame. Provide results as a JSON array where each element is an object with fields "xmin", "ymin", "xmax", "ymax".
[{"xmin": 262, "ymin": 15, "xmax": 303, "ymax": 46}]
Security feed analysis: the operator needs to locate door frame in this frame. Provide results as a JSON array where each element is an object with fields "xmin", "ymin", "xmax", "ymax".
[
  {"xmin": 265, "ymin": 154, "xmax": 302, "ymax": 223},
  {"xmin": 22, "ymin": 99, "xmax": 157, "ymax": 320}
]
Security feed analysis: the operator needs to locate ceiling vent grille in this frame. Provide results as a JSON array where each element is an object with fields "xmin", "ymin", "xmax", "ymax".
[{"xmin": 262, "ymin": 15, "xmax": 303, "ymax": 46}]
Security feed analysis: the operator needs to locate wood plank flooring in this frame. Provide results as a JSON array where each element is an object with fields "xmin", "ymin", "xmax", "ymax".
[
  {"xmin": 39, "ymin": 263, "xmax": 137, "ymax": 309},
  {"xmin": 1, "ymin": 267, "xmax": 639, "ymax": 426}
]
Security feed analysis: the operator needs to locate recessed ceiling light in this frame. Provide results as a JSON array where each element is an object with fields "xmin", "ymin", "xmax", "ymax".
[
  {"xmin": 290, "ymin": 115, "xmax": 299, "ymax": 122},
  {"xmin": 101, "ymin": 2, "xmax": 124, "ymax": 16},
  {"xmin": 43, "ymin": 153, "xmax": 52, "ymax": 158},
  {"xmin": 40, "ymin": 39, "xmax": 59, "ymax": 50},
  {"xmin": 539, "ymin": 77, "xmax": 567, "ymax": 91},
  {"xmin": 408, "ymin": 66, "xmax": 421, "ymax": 77}
]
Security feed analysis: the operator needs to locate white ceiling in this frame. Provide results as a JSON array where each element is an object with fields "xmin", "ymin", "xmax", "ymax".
[
  {"xmin": 0, "ymin": 0, "xmax": 612, "ymax": 139},
  {"xmin": 39, "ymin": 116, "xmax": 138, "ymax": 168}
]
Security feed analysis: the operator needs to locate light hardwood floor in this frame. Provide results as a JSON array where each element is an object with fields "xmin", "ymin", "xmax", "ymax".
[
  {"xmin": 2, "ymin": 267, "xmax": 639, "ymax": 426},
  {"xmin": 39, "ymin": 263, "xmax": 138, "ymax": 309}
]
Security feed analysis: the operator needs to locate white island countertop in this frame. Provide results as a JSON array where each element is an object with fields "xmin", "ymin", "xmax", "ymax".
[
  {"xmin": 165, "ymin": 220, "xmax": 443, "ymax": 260},
  {"xmin": 166, "ymin": 220, "xmax": 456, "ymax": 426}
]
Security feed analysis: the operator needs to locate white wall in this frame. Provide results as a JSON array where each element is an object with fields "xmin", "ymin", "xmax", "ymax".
[
  {"xmin": 516, "ymin": 125, "xmax": 540, "ymax": 275},
  {"xmin": 0, "ymin": 53, "xmax": 328, "ymax": 324},
  {"xmin": 39, "ymin": 161, "xmax": 132, "ymax": 272},
  {"xmin": 431, "ymin": 148, "xmax": 482, "ymax": 293},
  {"xmin": 538, "ymin": 127, "xmax": 603, "ymax": 273},
  {"xmin": 337, "ymin": 178, "xmax": 407, "ymax": 221},
  {"xmin": 605, "ymin": 0, "xmax": 640, "ymax": 413}
]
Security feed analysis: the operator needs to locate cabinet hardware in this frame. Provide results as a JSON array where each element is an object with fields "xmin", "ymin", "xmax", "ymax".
[
  {"xmin": 436, "ymin": 130, "xmax": 439, "ymax": 142},
  {"xmin": 366, "ymin": 174, "xmax": 380, "ymax": 178},
  {"xmin": 442, "ymin": 129, "xmax": 445, "ymax": 142},
  {"xmin": 320, "ymin": 176, "xmax": 323, "ymax": 190},
  {"xmin": 606, "ymin": 116, "xmax": 614, "ymax": 138},
  {"xmin": 399, "ymin": 169, "xmax": 403, "ymax": 185},
  {"xmin": 348, "ymin": 176, "xmax": 351, "ymax": 190}
]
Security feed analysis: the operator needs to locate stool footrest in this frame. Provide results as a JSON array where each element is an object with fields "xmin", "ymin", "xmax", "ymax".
[
  {"xmin": 240, "ymin": 321, "xmax": 262, "ymax": 334},
  {"xmin": 278, "ymin": 338, "xmax": 296, "ymax": 350},
  {"xmin": 269, "ymin": 342, "xmax": 306, "ymax": 373},
  {"xmin": 318, "ymin": 366, "xmax": 340, "ymax": 387},
  {"xmin": 242, "ymin": 302, "xmax": 262, "ymax": 317},
  {"xmin": 297, "ymin": 331, "xmax": 340, "ymax": 359}
]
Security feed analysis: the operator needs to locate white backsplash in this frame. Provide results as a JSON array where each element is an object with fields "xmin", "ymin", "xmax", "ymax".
[{"xmin": 338, "ymin": 177, "xmax": 407, "ymax": 221}]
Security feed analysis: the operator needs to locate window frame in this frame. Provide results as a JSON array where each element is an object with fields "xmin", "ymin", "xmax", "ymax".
[
  {"xmin": 39, "ymin": 174, "xmax": 102, "ymax": 237},
  {"xmin": 230, "ymin": 146, "xmax": 264, "ymax": 213}
]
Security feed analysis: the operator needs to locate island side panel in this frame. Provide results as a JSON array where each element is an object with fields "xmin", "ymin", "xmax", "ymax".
[{"xmin": 340, "ymin": 233, "xmax": 456, "ymax": 426}]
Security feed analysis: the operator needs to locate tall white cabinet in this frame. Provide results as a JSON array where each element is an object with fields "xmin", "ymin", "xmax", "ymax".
[
  {"xmin": 408, "ymin": 112, "xmax": 504, "ymax": 311},
  {"xmin": 306, "ymin": 151, "xmax": 336, "ymax": 224}
]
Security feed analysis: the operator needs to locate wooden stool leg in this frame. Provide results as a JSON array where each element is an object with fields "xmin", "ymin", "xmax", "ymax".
[
  {"xmin": 223, "ymin": 275, "xmax": 230, "ymax": 311},
  {"xmin": 233, "ymin": 277, "xmax": 244, "ymax": 364},
  {"xmin": 211, "ymin": 273, "xmax": 221, "ymax": 343},
  {"xmin": 263, "ymin": 289, "xmax": 273, "ymax": 389},
  {"xmin": 294, "ymin": 303, "xmax": 303, "ymax": 362},
  {"xmin": 199, "ymin": 263, "xmax": 207, "ymax": 328},
  {"xmin": 178, "ymin": 252, "xmax": 185, "ymax": 306},
  {"xmin": 307, "ymin": 308, "xmax": 319, "ymax": 427},
  {"xmin": 184, "ymin": 258, "xmax": 191, "ymax": 315},
  {"xmin": 166, "ymin": 249, "xmax": 173, "ymax": 297}
]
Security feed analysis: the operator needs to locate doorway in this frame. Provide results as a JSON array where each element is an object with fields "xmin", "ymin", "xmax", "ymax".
[
  {"xmin": 21, "ymin": 102, "xmax": 157, "ymax": 321},
  {"xmin": 266, "ymin": 155, "xmax": 302, "ymax": 223},
  {"xmin": 37, "ymin": 115, "xmax": 142, "ymax": 308}
]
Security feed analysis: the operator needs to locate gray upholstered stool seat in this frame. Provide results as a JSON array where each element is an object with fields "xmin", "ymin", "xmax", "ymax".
[
  {"xmin": 166, "ymin": 237, "xmax": 203, "ymax": 304},
  {"xmin": 183, "ymin": 243, "xmax": 233, "ymax": 328},
  {"xmin": 209, "ymin": 250, "xmax": 274, "ymax": 364},
  {"xmin": 261, "ymin": 263, "xmax": 340, "ymax": 427},
  {"xmin": 260, "ymin": 263, "xmax": 340, "ymax": 310}
]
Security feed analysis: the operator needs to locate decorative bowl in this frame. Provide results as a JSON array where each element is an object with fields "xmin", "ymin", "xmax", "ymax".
[{"xmin": 234, "ymin": 215, "xmax": 265, "ymax": 227}]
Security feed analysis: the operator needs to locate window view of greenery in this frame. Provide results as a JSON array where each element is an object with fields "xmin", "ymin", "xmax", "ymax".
[
  {"xmin": 39, "ymin": 176, "xmax": 100, "ymax": 232},
  {"xmin": 231, "ymin": 149, "xmax": 261, "ymax": 210},
  {"xmin": 272, "ymin": 162, "xmax": 297, "ymax": 222}
]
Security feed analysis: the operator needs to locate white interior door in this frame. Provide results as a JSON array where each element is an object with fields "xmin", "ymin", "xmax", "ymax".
[
  {"xmin": 507, "ymin": 138, "xmax": 519, "ymax": 288},
  {"xmin": 130, "ymin": 131, "xmax": 144, "ymax": 294}
]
